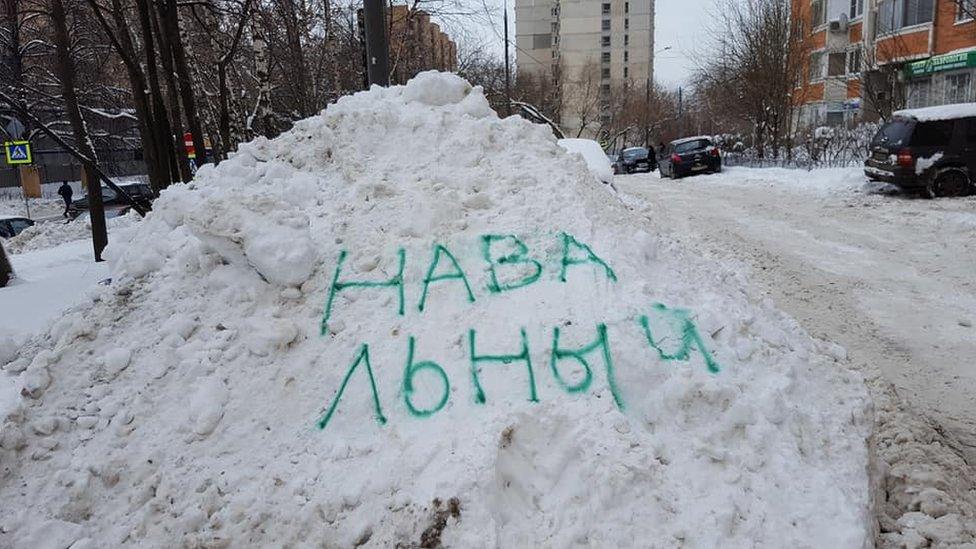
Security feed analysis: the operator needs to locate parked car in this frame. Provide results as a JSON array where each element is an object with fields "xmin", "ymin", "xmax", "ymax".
[
  {"xmin": 558, "ymin": 138, "xmax": 615, "ymax": 187},
  {"xmin": 0, "ymin": 215, "xmax": 35, "ymax": 239},
  {"xmin": 864, "ymin": 103, "xmax": 976, "ymax": 197},
  {"xmin": 0, "ymin": 240, "xmax": 11, "ymax": 287},
  {"xmin": 658, "ymin": 136, "xmax": 721, "ymax": 179},
  {"xmin": 70, "ymin": 183, "xmax": 154, "ymax": 219},
  {"xmin": 618, "ymin": 147, "xmax": 655, "ymax": 174}
]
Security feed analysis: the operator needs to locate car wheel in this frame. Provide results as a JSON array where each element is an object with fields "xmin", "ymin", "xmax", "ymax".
[{"xmin": 931, "ymin": 168, "xmax": 970, "ymax": 197}]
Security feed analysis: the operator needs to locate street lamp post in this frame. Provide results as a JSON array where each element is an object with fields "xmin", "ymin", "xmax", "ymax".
[{"xmin": 644, "ymin": 46, "xmax": 671, "ymax": 147}]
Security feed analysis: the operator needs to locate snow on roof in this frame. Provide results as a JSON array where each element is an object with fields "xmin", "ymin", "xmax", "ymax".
[
  {"xmin": 0, "ymin": 215, "xmax": 28, "ymax": 221},
  {"xmin": 671, "ymin": 135, "xmax": 713, "ymax": 144},
  {"xmin": 893, "ymin": 103, "xmax": 976, "ymax": 122}
]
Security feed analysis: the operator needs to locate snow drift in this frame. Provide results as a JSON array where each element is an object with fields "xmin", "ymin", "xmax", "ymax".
[{"xmin": 0, "ymin": 72, "xmax": 873, "ymax": 547}]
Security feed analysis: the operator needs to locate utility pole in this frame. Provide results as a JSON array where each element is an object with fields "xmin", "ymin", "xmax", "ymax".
[
  {"xmin": 503, "ymin": 0, "xmax": 513, "ymax": 116},
  {"xmin": 362, "ymin": 0, "xmax": 389, "ymax": 86},
  {"xmin": 677, "ymin": 86, "xmax": 683, "ymax": 136}
]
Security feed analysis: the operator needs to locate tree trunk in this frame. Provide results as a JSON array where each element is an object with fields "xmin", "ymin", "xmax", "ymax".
[
  {"xmin": 165, "ymin": 0, "xmax": 207, "ymax": 168},
  {"xmin": 152, "ymin": 1, "xmax": 191, "ymax": 182},
  {"xmin": 134, "ymin": 0, "xmax": 178, "ymax": 191}
]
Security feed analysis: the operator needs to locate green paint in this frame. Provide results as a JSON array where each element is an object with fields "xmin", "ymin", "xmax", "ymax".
[
  {"xmin": 558, "ymin": 233, "xmax": 617, "ymax": 283},
  {"xmin": 402, "ymin": 336, "xmax": 451, "ymax": 417},
  {"xmin": 481, "ymin": 234, "xmax": 543, "ymax": 293},
  {"xmin": 418, "ymin": 244, "xmax": 475, "ymax": 312},
  {"xmin": 468, "ymin": 328, "xmax": 538, "ymax": 404},
  {"xmin": 550, "ymin": 323, "xmax": 625, "ymax": 409},
  {"xmin": 639, "ymin": 303, "xmax": 721, "ymax": 374},
  {"xmin": 317, "ymin": 344, "xmax": 387, "ymax": 430},
  {"xmin": 320, "ymin": 248, "xmax": 406, "ymax": 336}
]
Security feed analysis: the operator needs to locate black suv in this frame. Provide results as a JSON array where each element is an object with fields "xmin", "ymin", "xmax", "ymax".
[
  {"xmin": 864, "ymin": 104, "xmax": 976, "ymax": 197},
  {"xmin": 659, "ymin": 136, "xmax": 722, "ymax": 179}
]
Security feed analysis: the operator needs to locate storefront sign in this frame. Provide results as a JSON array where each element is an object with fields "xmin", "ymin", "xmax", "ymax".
[{"xmin": 906, "ymin": 51, "xmax": 976, "ymax": 78}]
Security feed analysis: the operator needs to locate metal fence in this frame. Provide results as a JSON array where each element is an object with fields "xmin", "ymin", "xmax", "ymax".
[{"xmin": 722, "ymin": 153, "xmax": 866, "ymax": 170}]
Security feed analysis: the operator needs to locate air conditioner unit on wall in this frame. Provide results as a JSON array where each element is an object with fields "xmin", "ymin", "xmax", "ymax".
[{"xmin": 829, "ymin": 12, "xmax": 849, "ymax": 33}]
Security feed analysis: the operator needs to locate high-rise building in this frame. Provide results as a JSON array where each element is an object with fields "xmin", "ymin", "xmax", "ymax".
[
  {"xmin": 515, "ymin": 0, "xmax": 656, "ymax": 138},
  {"xmin": 791, "ymin": 0, "xmax": 976, "ymax": 127}
]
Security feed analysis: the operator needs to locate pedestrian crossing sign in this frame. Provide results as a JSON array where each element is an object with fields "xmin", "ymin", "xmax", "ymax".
[{"xmin": 4, "ymin": 141, "xmax": 32, "ymax": 165}]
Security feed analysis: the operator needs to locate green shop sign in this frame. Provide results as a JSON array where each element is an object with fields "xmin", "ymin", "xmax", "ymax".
[{"xmin": 906, "ymin": 51, "xmax": 976, "ymax": 78}]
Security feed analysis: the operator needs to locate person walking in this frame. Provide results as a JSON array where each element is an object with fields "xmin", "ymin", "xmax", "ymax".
[{"xmin": 58, "ymin": 181, "xmax": 73, "ymax": 218}]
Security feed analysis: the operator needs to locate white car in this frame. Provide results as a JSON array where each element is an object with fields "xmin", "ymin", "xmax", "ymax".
[{"xmin": 557, "ymin": 139, "xmax": 615, "ymax": 188}]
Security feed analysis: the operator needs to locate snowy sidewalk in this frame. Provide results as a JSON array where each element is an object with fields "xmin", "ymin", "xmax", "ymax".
[{"xmin": 0, "ymin": 240, "xmax": 109, "ymax": 420}]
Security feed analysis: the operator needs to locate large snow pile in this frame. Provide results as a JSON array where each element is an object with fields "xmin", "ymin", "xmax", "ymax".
[{"xmin": 0, "ymin": 72, "xmax": 873, "ymax": 547}]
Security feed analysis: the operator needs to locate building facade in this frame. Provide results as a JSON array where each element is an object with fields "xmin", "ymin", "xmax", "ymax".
[
  {"xmin": 515, "ymin": 0, "xmax": 655, "ymax": 137},
  {"xmin": 359, "ymin": 6, "xmax": 457, "ymax": 86},
  {"xmin": 792, "ymin": 0, "xmax": 976, "ymax": 127}
]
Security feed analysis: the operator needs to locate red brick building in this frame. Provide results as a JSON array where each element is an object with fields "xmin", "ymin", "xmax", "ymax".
[{"xmin": 792, "ymin": 0, "xmax": 976, "ymax": 126}]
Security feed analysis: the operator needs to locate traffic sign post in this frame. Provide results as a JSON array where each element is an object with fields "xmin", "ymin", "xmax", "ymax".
[
  {"xmin": 4, "ymin": 141, "xmax": 34, "ymax": 218},
  {"xmin": 4, "ymin": 141, "xmax": 33, "ymax": 165}
]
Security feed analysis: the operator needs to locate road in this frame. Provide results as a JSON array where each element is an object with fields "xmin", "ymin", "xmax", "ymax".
[{"xmin": 617, "ymin": 168, "xmax": 976, "ymax": 459}]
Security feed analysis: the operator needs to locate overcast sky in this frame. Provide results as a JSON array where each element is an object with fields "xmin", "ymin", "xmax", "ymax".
[
  {"xmin": 473, "ymin": 0, "xmax": 714, "ymax": 89},
  {"xmin": 654, "ymin": 0, "xmax": 713, "ymax": 88}
]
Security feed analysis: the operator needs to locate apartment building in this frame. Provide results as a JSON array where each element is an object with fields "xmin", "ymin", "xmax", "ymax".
[
  {"xmin": 515, "ymin": 0, "xmax": 656, "ymax": 136},
  {"xmin": 792, "ymin": 0, "xmax": 976, "ymax": 127},
  {"xmin": 367, "ymin": 6, "xmax": 458, "ymax": 85}
]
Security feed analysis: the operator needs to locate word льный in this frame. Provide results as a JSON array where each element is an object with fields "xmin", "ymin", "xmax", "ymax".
[{"xmin": 316, "ymin": 233, "xmax": 720, "ymax": 431}]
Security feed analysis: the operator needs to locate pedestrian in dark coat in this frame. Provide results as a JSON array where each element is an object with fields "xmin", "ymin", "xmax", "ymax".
[{"xmin": 58, "ymin": 181, "xmax": 73, "ymax": 217}]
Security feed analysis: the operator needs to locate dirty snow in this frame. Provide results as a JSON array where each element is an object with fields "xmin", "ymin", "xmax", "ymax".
[
  {"xmin": 0, "ymin": 73, "xmax": 873, "ymax": 547},
  {"xmin": 617, "ymin": 168, "xmax": 976, "ymax": 547}
]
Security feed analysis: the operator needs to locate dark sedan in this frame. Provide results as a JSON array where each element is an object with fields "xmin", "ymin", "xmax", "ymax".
[
  {"xmin": 618, "ymin": 147, "xmax": 656, "ymax": 174},
  {"xmin": 659, "ymin": 137, "xmax": 722, "ymax": 179},
  {"xmin": 0, "ymin": 216, "xmax": 35, "ymax": 239},
  {"xmin": 70, "ymin": 183, "xmax": 154, "ymax": 219}
]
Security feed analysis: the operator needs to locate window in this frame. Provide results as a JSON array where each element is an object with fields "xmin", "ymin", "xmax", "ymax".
[
  {"xmin": 945, "ymin": 73, "xmax": 972, "ymax": 104},
  {"xmin": 602, "ymin": 2, "xmax": 611, "ymax": 14},
  {"xmin": 551, "ymin": 22, "xmax": 558, "ymax": 32},
  {"xmin": 878, "ymin": 0, "xmax": 934, "ymax": 33},
  {"xmin": 826, "ymin": 111, "xmax": 845, "ymax": 126},
  {"xmin": 828, "ymin": 52, "xmax": 847, "ymax": 76},
  {"xmin": 601, "ymin": 83, "xmax": 611, "ymax": 94},
  {"xmin": 958, "ymin": 0, "xmax": 976, "ymax": 21},
  {"xmin": 907, "ymin": 77, "xmax": 932, "ymax": 108},
  {"xmin": 624, "ymin": 34, "xmax": 629, "ymax": 46},
  {"xmin": 602, "ymin": 35, "xmax": 611, "ymax": 47},
  {"xmin": 602, "ymin": 67, "xmax": 611, "ymax": 79},
  {"xmin": 602, "ymin": 51, "xmax": 611, "ymax": 63},
  {"xmin": 912, "ymin": 120, "xmax": 954, "ymax": 146},
  {"xmin": 602, "ymin": 19, "xmax": 611, "ymax": 31},
  {"xmin": 624, "ymin": 66, "xmax": 629, "ymax": 77},
  {"xmin": 811, "ymin": 0, "xmax": 825, "ymax": 27},
  {"xmin": 625, "ymin": 18, "xmax": 629, "ymax": 29},
  {"xmin": 850, "ymin": 0, "xmax": 864, "ymax": 17},
  {"xmin": 624, "ymin": 50, "xmax": 629, "ymax": 62},
  {"xmin": 847, "ymin": 48, "xmax": 862, "ymax": 74},
  {"xmin": 625, "ymin": 1, "xmax": 629, "ymax": 12},
  {"xmin": 906, "ymin": 0, "xmax": 935, "ymax": 26},
  {"xmin": 551, "ymin": 6, "xmax": 559, "ymax": 16},
  {"xmin": 808, "ymin": 51, "xmax": 825, "ymax": 81}
]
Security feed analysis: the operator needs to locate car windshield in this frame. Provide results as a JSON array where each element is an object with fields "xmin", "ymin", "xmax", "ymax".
[
  {"xmin": 871, "ymin": 119, "xmax": 913, "ymax": 148},
  {"xmin": 622, "ymin": 148, "xmax": 648, "ymax": 159},
  {"xmin": 674, "ymin": 139, "xmax": 711, "ymax": 154}
]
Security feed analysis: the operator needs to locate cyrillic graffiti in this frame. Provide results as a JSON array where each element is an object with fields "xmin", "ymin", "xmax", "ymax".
[{"xmin": 315, "ymin": 234, "xmax": 721, "ymax": 431}]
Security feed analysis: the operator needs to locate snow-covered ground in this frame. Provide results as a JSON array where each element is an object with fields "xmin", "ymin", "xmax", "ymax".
[
  {"xmin": 618, "ymin": 167, "xmax": 976, "ymax": 546},
  {"xmin": 0, "ymin": 74, "xmax": 875, "ymax": 547}
]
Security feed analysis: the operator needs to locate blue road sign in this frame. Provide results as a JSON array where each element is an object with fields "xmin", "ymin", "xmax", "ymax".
[{"xmin": 4, "ymin": 141, "xmax": 32, "ymax": 165}]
